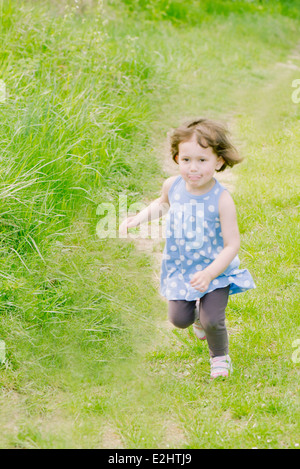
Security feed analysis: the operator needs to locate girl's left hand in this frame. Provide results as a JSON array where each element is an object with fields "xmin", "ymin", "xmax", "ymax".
[{"xmin": 190, "ymin": 270, "xmax": 213, "ymax": 293}]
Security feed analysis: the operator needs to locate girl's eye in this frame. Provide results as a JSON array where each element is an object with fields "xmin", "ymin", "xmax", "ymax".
[{"xmin": 181, "ymin": 158, "xmax": 205, "ymax": 162}]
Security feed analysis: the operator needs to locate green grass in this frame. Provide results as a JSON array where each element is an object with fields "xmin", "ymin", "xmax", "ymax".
[
  {"xmin": 113, "ymin": 0, "xmax": 300, "ymax": 23},
  {"xmin": 0, "ymin": 0, "xmax": 299, "ymax": 449}
]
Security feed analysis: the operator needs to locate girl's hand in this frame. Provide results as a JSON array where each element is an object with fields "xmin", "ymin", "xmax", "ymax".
[
  {"xmin": 190, "ymin": 269, "xmax": 213, "ymax": 293},
  {"xmin": 119, "ymin": 216, "xmax": 140, "ymax": 235}
]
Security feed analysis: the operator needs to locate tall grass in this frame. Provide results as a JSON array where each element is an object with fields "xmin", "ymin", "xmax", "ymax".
[
  {"xmin": 0, "ymin": 0, "xmax": 167, "ymax": 391},
  {"xmin": 0, "ymin": 0, "xmax": 164, "ymax": 253}
]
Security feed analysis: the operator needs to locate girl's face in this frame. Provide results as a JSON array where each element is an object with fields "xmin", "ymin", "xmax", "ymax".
[{"xmin": 175, "ymin": 135, "xmax": 224, "ymax": 194}]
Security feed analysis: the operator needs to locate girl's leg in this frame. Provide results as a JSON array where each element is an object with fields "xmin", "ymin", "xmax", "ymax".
[
  {"xmin": 199, "ymin": 286, "xmax": 230, "ymax": 357},
  {"xmin": 168, "ymin": 300, "xmax": 196, "ymax": 329}
]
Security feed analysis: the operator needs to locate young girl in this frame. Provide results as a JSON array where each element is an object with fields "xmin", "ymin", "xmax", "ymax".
[{"xmin": 119, "ymin": 118, "xmax": 255, "ymax": 378}]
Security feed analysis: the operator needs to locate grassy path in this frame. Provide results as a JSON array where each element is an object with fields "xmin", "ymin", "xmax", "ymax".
[
  {"xmin": 85, "ymin": 36, "xmax": 300, "ymax": 449},
  {"xmin": 0, "ymin": 1, "xmax": 299, "ymax": 449},
  {"xmin": 100, "ymin": 42, "xmax": 300, "ymax": 450},
  {"xmin": 102, "ymin": 47, "xmax": 300, "ymax": 450}
]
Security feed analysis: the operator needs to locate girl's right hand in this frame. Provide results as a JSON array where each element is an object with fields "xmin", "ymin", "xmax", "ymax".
[{"xmin": 119, "ymin": 216, "xmax": 140, "ymax": 236}]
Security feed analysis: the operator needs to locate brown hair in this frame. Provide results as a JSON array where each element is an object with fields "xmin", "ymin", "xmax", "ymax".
[{"xmin": 170, "ymin": 118, "xmax": 242, "ymax": 172}]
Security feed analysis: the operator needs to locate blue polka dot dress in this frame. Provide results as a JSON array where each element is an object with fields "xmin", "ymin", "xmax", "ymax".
[{"xmin": 160, "ymin": 176, "xmax": 256, "ymax": 301}]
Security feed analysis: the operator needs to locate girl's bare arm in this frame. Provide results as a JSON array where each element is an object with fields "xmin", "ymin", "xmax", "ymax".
[{"xmin": 119, "ymin": 176, "xmax": 177, "ymax": 234}]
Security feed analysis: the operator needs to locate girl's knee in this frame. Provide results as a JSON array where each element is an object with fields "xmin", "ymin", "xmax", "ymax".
[
  {"xmin": 168, "ymin": 314, "xmax": 193, "ymax": 329},
  {"xmin": 168, "ymin": 300, "xmax": 195, "ymax": 329}
]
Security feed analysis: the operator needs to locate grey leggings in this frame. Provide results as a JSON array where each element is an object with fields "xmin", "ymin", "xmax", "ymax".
[{"xmin": 168, "ymin": 286, "xmax": 230, "ymax": 357}]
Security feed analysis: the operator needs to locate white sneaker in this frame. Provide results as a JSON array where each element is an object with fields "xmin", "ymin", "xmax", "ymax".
[
  {"xmin": 193, "ymin": 299, "xmax": 206, "ymax": 340},
  {"xmin": 210, "ymin": 355, "xmax": 233, "ymax": 379},
  {"xmin": 193, "ymin": 319, "xmax": 206, "ymax": 340}
]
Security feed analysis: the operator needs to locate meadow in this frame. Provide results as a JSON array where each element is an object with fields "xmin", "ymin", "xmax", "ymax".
[{"xmin": 0, "ymin": 0, "xmax": 299, "ymax": 448}]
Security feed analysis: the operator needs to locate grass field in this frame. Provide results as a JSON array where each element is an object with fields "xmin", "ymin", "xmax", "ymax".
[{"xmin": 0, "ymin": 0, "xmax": 299, "ymax": 449}]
